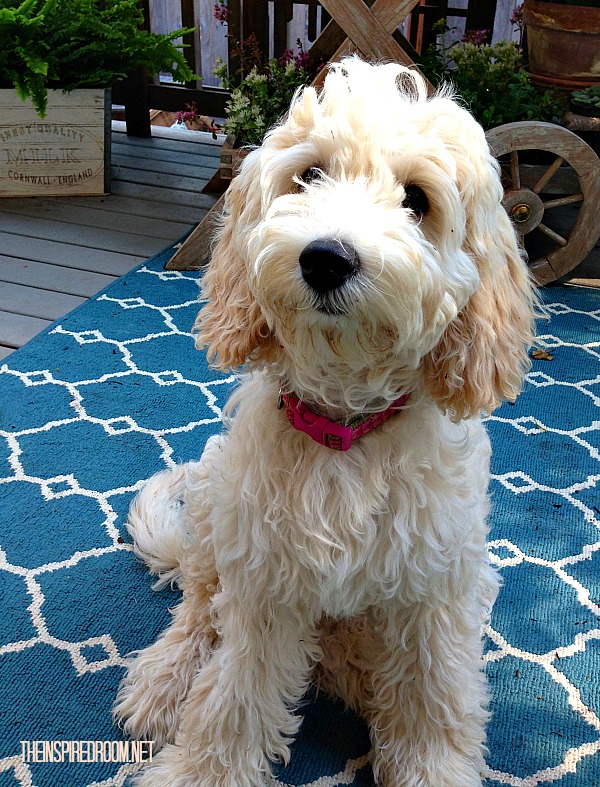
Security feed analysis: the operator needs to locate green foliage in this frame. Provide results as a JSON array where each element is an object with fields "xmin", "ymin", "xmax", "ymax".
[
  {"xmin": 213, "ymin": 32, "xmax": 322, "ymax": 146},
  {"xmin": 419, "ymin": 26, "xmax": 565, "ymax": 129},
  {"xmin": 449, "ymin": 40, "xmax": 564, "ymax": 128},
  {"xmin": 571, "ymin": 85, "xmax": 600, "ymax": 110},
  {"xmin": 0, "ymin": 0, "xmax": 196, "ymax": 118},
  {"xmin": 214, "ymin": 60, "xmax": 311, "ymax": 146}
]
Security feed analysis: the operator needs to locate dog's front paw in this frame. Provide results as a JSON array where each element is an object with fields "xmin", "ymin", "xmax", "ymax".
[
  {"xmin": 114, "ymin": 652, "xmax": 182, "ymax": 749},
  {"xmin": 131, "ymin": 742, "xmax": 271, "ymax": 787},
  {"xmin": 114, "ymin": 596, "xmax": 216, "ymax": 749}
]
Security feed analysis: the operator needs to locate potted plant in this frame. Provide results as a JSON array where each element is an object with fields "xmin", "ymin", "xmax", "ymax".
[
  {"xmin": 522, "ymin": 0, "xmax": 600, "ymax": 91},
  {"xmin": 0, "ymin": 0, "xmax": 196, "ymax": 196},
  {"xmin": 215, "ymin": 41, "xmax": 323, "ymax": 180},
  {"xmin": 419, "ymin": 19, "xmax": 564, "ymax": 130},
  {"xmin": 570, "ymin": 85, "xmax": 600, "ymax": 116},
  {"xmin": 565, "ymin": 85, "xmax": 600, "ymax": 154}
]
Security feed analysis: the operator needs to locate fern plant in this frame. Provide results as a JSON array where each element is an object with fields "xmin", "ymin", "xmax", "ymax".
[{"xmin": 0, "ymin": 0, "xmax": 196, "ymax": 118}]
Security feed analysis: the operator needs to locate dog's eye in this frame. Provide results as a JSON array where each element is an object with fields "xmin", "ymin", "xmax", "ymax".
[
  {"xmin": 299, "ymin": 167, "xmax": 323, "ymax": 186},
  {"xmin": 402, "ymin": 184, "xmax": 429, "ymax": 218}
]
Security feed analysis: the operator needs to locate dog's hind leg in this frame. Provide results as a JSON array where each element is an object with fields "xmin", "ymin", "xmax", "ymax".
[
  {"xmin": 114, "ymin": 437, "xmax": 222, "ymax": 749},
  {"xmin": 125, "ymin": 446, "xmax": 220, "ymax": 586}
]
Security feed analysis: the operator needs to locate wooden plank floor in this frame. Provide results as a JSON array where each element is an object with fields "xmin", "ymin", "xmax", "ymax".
[{"xmin": 0, "ymin": 128, "xmax": 221, "ymax": 360}]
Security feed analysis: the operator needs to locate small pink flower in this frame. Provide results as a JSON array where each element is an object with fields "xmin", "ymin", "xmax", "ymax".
[
  {"xmin": 242, "ymin": 32, "xmax": 258, "ymax": 48},
  {"xmin": 462, "ymin": 28, "xmax": 489, "ymax": 46},
  {"xmin": 214, "ymin": 1, "xmax": 229, "ymax": 24},
  {"xmin": 278, "ymin": 49, "xmax": 295, "ymax": 67},
  {"xmin": 176, "ymin": 101, "xmax": 198, "ymax": 124},
  {"xmin": 295, "ymin": 49, "xmax": 310, "ymax": 69},
  {"xmin": 510, "ymin": 4, "xmax": 523, "ymax": 26}
]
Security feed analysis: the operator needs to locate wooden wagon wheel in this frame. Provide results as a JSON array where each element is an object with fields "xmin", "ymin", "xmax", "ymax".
[{"xmin": 486, "ymin": 121, "xmax": 600, "ymax": 285}]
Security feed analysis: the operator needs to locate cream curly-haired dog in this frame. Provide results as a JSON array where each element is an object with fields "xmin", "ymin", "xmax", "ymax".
[{"xmin": 114, "ymin": 58, "xmax": 536, "ymax": 787}]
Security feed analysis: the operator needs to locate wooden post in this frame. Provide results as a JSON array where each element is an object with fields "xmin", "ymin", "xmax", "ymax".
[
  {"xmin": 243, "ymin": 0, "xmax": 270, "ymax": 55},
  {"xmin": 420, "ymin": 1, "xmax": 447, "ymax": 53},
  {"xmin": 180, "ymin": 0, "xmax": 198, "ymax": 86},
  {"xmin": 273, "ymin": 0, "xmax": 295, "ymax": 58},
  {"xmin": 227, "ymin": 0, "xmax": 243, "ymax": 84},
  {"xmin": 122, "ymin": 68, "xmax": 151, "ymax": 138},
  {"xmin": 307, "ymin": 0, "xmax": 319, "ymax": 41}
]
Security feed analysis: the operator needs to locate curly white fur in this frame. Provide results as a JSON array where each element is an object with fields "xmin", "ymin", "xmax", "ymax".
[{"xmin": 114, "ymin": 58, "xmax": 537, "ymax": 787}]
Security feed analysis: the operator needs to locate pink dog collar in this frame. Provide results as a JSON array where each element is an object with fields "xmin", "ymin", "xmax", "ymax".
[{"xmin": 280, "ymin": 391, "xmax": 411, "ymax": 451}]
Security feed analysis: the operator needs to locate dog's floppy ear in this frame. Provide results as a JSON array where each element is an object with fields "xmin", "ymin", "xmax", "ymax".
[
  {"xmin": 423, "ymin": 144, "xmax": 537, "ymax": 420},
  {"xmin": 194, "ymin": 150, "xmax": 273, "ymax": 370}
]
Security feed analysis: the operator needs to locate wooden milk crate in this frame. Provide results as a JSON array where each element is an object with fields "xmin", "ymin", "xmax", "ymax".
[{"xmin": 0, "ymin": 88, "xmax": 111, "ymax": 197}]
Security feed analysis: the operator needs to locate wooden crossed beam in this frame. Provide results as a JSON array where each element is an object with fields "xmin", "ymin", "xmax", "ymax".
[
  {"xmin": 166, "ymin": 0, "xmax": 426, "ymax": 270},
  {"xmin": 317, "ymin": 0, "xmax": 428, "ymax": 74}
]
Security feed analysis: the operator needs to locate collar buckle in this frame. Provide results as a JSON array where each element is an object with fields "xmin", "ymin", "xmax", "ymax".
[{"xmin": 285, "ymin": 396, "xmax": 352, "ymax": 451}]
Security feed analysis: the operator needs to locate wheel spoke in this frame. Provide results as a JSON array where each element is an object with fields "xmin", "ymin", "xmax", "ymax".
[
  {"xmin": 542, "ymin": 193, "xmax": 584, "ymax": 210},
  {"xmin": 537, "ymin": 223, "xmax": 568, "ymax": 247},
  {"xmin": 510, "ymin": 151, "xmax": 520, "ymax": 190},
  {"xmin": 533, "ymin": 156, "xmax": 564, "ymax": 194}
]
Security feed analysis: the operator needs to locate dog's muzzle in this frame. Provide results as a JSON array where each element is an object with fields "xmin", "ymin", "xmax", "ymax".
[{"xmin": 299, "ymin": 238, "xmax": 360, "ymax": 302}]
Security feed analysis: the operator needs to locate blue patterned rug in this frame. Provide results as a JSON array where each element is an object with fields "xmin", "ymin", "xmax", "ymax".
[{"xmin": 1, "ymin": 239, "xmax": 599, "ymax": 787}]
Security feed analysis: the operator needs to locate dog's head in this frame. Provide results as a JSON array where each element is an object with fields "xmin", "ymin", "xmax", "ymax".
[{"xmin": 195, "ymin": 58, "xmax": 536, "ymax": 419}]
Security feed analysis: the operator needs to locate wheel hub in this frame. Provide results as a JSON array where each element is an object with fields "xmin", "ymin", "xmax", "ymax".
[
  {"xmin": 511, "ymin": 203, "xmax": 532, "ymax": 223},
  {"xmin": 502, "ymin": 189, "xmax": 544, "ymax": 234}
]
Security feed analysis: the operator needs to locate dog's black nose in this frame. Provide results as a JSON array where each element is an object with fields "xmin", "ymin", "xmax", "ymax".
[{"xmin": 299, "ymin": 239, "xmax": 360, "ymax": 294}]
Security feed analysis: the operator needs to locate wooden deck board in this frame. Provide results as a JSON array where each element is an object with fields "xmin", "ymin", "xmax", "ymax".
[
  {"xmin": 0, "ymin": 127, "xmax": 220, "ymax": 359},
  {"xmin": 110, "ymin": 180, "xmax": 216, "ymax": 210},
  {"xmin": 111, "ymin": 141, "xmax": 220, "ymax": 169},
  {"xmin": 60, "ymin": 195, "xmax": 205, "ymax": 225},
  {"xmin": 116, "ymin": 132, "xmax": 224, "ymax": 156},
  {"xmin": 0, "ymin": 214, "xmax": 173, "ymax": 257},
  {"xmin": 0, "ymin": 310, "xmax": 52, "ymax": 350},
  {"xmin": 0, "ymin": 198, "xmax": 191, "ymax": 241},
  {"xmin": 0, "ymin": 281, "xmax": 86, "ymax": 321},
  {"xmin": 0, "ymin": 233, "xmax": 145, "ymax": 276},
  {"xmin": 110, "ymin": 166, "xmax": 214, "ymax": 194},
  {"xmin": 0, "ymin": 256, "xmax": 116, "ymax": 298},
  {"xmin": 113, "ymin": 153, "xmax": 216, "ymax": 181}
]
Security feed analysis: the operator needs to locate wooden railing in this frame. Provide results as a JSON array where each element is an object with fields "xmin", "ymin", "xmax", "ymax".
[{"xmin": 114, "ymin": 0, "xmax": 513, "ymax": 137}]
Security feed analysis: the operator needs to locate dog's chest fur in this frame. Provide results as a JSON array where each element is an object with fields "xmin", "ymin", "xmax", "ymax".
[{"xmin": 204, "ymin": 376, "xmax": 492, "ymax": 620}]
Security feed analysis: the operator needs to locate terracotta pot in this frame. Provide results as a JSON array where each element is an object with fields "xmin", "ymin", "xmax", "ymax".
[{"xmin": 523, "ymin": 0, "xmax": 600, "ymax": 90}]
